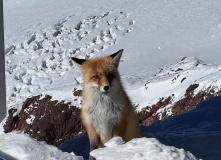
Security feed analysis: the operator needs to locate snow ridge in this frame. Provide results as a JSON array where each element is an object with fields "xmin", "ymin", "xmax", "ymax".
[{"xmin": 130, "ymin": 56, "xmax": 221, "ymax": 115}]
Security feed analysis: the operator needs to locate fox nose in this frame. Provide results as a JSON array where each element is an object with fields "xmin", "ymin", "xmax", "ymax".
[{"xmin": 103, "ymin": 86, "xmax": 109, "ymax": 91}]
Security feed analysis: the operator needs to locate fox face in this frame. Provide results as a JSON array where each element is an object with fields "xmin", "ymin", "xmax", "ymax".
[
  {"xmin": 72, "ymin": 49, "xmax": 123, "ymax": 94},
  {"xmin": 86, "ymin": 68, "xmax": 116, "ymax": 93}
]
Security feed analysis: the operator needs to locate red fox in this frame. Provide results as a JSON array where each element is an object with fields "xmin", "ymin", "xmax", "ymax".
[{"xmin": 72, "ymin": 49, "xmax": 141, "ymax": 159}]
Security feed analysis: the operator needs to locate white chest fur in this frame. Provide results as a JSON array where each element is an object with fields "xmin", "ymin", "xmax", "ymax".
[{"xmin": 84, "ymin": 88, "xmax": 124, "ymax": 143}]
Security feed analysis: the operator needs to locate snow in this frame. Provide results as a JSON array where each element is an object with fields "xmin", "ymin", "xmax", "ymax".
[
  {"xmin": 104, "ymin": 136, "xmax": 125, "ymax": 147},
  {"xmin": 25, "ymin": 114, "xmax": 35, "ymax": 124},
  {"xmin": 0, "ymin": 131, "xmax": 83, "ymax": 160},
  {"xmin": 3, "ymin": 0, "xmax": 221, "ymax": 118},
  {"xmin": 4, "ymin": 0, "xmax": 221, "ymax": 68},
  {"xmin": 90, "ymin": 137, "xmax": 198, "ymax": 160},
  {"xmin": 2, "ymin": 0, "xmax": 221, "ymax": 120},
  {"xmin": 4, "ymin": 7, "xmax": 136, "ymax": 111},
  {"xmin": 2, "ymin": 0, "xmax": 221, "ymax": 159},
  {"xmin": 130, "ymin": 56, "xmax": 221, "ymax": 114}
]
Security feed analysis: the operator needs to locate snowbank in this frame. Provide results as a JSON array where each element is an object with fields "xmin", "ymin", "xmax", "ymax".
[
  {"xmin": 90, "ymin": 137, "xmax": 198, "ymax": 160},
  {"xmin": 0, "ymin": 131, "xmax": 83, "ymax": 160}
]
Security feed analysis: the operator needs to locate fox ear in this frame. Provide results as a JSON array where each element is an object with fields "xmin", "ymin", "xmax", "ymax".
[
  {"xmin": 110, "ymin": 49, "xmax": 123, "ymax": 68},
  {"xmin": 71, "ymin": 57, "xmax": 86, "ymax": 67}
]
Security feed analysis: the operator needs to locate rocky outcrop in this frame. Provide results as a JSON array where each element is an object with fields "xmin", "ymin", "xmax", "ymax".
[
  {"xmin": 4, "ymin": 89, "xmax": 86, "ymax": 146},
  {"xmin": 172, "ymin": 86, "xmax": 221, "ymax": 117},
  {"xmin": 4, "ymin": 84, "xmax": 221, "ymax": 146},
  {"xmin": 4, "ymin": 83, "xmax": 221, "ymax": 146},
  {"xmin": 138, "ymin": 84, "xmax": 221, "ymax": 125},
  {"xmin": 138, "ymin": 96, "xmax": 173, "ymax": 125}
]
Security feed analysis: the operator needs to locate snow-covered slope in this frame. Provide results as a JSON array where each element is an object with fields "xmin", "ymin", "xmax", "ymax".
[
  {"xmin": 134, "ymin": 56, "xmax": 221, "ymax": 125},
  {"xmin": 3, "ymin": 0, "xmax": 221, "ymax": 120},
  {"xmin": 5, "ymin": 45, "xmax": 221, "ymax": 125},
  {"xmin": 4, "ymin": 0, "xmax": 221, "ymax": 71},
  {"xmin": 132, "ymin": 56, "xmax": 221, "ymax": 110},
  {"xmin": 3, "ymin": 0, "xmax": 221, "ymax": 119},
  {"xmin": 5, "ymin": 9, "xmax": 135, "ymax": 111}
]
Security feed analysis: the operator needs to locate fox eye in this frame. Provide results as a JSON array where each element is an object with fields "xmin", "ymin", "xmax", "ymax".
[{"xmin": 92, "ymin": 75, "xmax": 99, "ymax": 79}]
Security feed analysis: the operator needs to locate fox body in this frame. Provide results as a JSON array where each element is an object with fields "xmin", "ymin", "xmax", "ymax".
[{"xmin": 72, "ymin": 49, "xmax": 141, "ymax": 158}]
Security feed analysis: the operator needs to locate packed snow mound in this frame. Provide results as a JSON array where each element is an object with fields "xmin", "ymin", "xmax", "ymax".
[
  {"xmin": 104, "ymin": 136, "xmax": 125, "ymax": 147},
  {"xmin": 0, "ymin": 131, "xmax": 83, "ymax": 160},
  {"xmin": 90, "ymin": 137, "xmax": 198, "ymax": 160}
]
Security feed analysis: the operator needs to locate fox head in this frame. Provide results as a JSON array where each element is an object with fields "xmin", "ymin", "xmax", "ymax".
[{"xmin": 71, "ymin": 49, "xmax": 123, "ymax": 93}]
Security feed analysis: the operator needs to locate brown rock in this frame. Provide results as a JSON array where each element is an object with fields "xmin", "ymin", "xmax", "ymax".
[
  {"xmin": 138, "ymin": 96, "xmax": 173, "ymax": 126},
  {"xmin": 181, "ymin": 57, "xmax": 187, "ymax": 61},
  {"xmin": 181, "ymin": 77, "xmax": 186, "ymax": 83},
  {"xmin": 4, "ymin": 93, "xmax": 86, "ymax": 146},
  {"xmin": 73, "ymin": 88, "xmax": 82, "ymax": 97},
  {"xmin": 185, "ymin": 84, "xmax": 199, "ymax": 96},
  {"xmin": 138, "ymin": 84, "xmax": 221, "ymax": 126}
]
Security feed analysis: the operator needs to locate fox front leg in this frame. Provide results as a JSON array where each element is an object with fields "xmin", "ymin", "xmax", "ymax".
[
  {"xmin": 88, "ymin": 130, "xmax": 102, "ymax": 160},
  {"xmin": 89, "ymin": 142, "xmax": 96, "ymax": 160},
  {"xmin": 89, "ymin": 138, "xmax": 101, "ymax": 160}
]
